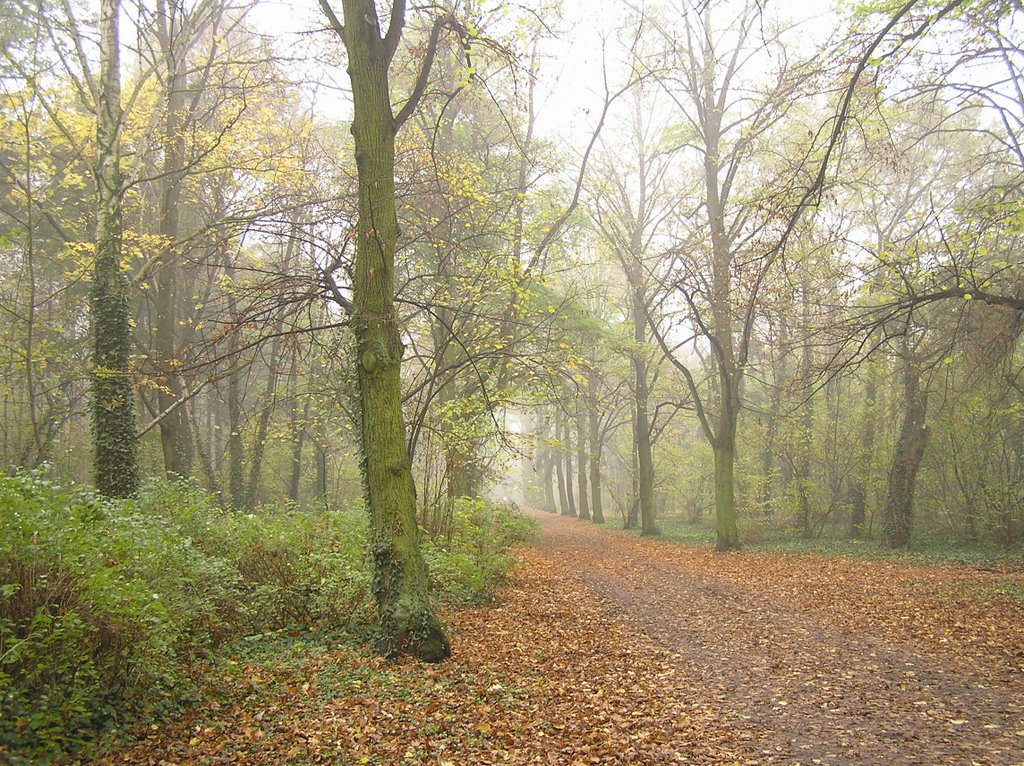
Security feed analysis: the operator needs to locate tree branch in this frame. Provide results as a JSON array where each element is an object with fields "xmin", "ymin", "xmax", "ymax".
[
  {"xmin": 384, "ymin": 0, "xmax": 406, "ymax": 65},
  {"xmin": 394, "ymin": 12, "xmax": 450, "ymax": 130},
  {"xmin": 319, "ymin": 0, "xmax": 345, "ymax": 40}
]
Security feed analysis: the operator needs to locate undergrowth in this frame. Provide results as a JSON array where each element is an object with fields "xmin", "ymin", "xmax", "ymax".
[{"xmin": 0, "ymin": 471, "xmax": 534, "ymax": 764}]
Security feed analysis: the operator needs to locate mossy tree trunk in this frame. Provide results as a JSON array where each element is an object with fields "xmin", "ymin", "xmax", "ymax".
[
  {"xmin": 92, "ymin": 0, "xmax": 138, "ymax": 498},
  {"xmin": 324, "ymin": 0, "xmax": 448, "ymax": 661}
]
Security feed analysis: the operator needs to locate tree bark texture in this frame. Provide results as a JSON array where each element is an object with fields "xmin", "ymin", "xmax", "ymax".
[{"xmin": 154, "ymin": 0, "xmax": 193, "ymax": 479}]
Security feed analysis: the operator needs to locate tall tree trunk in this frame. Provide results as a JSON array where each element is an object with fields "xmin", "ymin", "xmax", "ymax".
[
  {"xmin": 555, "ymin": 414, "xmax": 571, "ymax": 516},
  {"xmin": 188, "ymin": 398, "xmax": 222, "ymax": 498},
  {"xmin": 315, "ymin": 414, "xmax": 328, "ymax": 507},
  {"xmin": 589, "ymin": 398, "xmax": 604, "ymax": 524},
  {"xmin": 759, "ymin": 378, "xmax": 782, "ymax": 517},
  {"xmin": 330, "ymin": 0, "xmax": 448, "ymax": 661},
  {"xmin": 632, "ymin": 287, "xmax": 657, "ymax": 536},
  {"xmin": 21, "ymin": 111, "xmax": 45, "ymax": 466},
  {"xmin": 881, "ymin": 355, "xmax": 928, "ymax": 549},
  {"xmin": 575, "ymin": 402, "xmax": 590, "ymax": 520},
  {"xmin": 92, "ymin": 0, "xmax": 138, "ymax": 497},
  {"xmin": 154, "ymin": 0, "xmax": 192, "ymax": 479},
  {"xmin": 706, "ymin": 118, "xmax": 740, "ymax": 549},
  {"xmin": 540, "ymin": 411, "xmax": 556, "ymax": 512},
  {"xmin": 542, "ymin": 448, "xmax": 556, "ymax": 512},
  {"xmin": 223, "ymin": 254, "xmax": 245, "ymax": 509},
  {"xmin": 796, "ymin": 276, "xmax": 814, "ymax": 537},
  {"xmin": 713, "ymin": 393, "xmax": 741, "ymax": 551},
  {"xmin": 211, "ymin": 386, "xmax": 222, "ymax": 472},
  {"xmin": 563, "ymin": 411, "xmax": 577, "ymax": 518},
  {"xmin": 626, "ymin": 415, "xmax": 639, "ymax": 529},
  {"xmin": 245, "ymin": 337, "xmax": 282, "ymax": 508},
  {"xmin": 288, "ymin": 385, "xmax": 309, "ymax": 504}
]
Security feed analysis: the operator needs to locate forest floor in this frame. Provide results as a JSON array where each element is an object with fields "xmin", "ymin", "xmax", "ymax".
[{"xmin": 95, "ymin": 510, "xmax": 1024, "ymax": 766}]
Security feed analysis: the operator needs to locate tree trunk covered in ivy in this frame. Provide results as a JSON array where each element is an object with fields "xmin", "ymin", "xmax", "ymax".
[
  {"xmin": 91, "ymin": 0, "xmax": 138, "ymax": 498},
  {"xmin": 327, "ymin": 0, "xmax": 448, "ymax": 662}
]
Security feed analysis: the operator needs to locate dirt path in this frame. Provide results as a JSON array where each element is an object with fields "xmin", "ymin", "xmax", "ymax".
[
  {"xmin": 528, "ymin": 509, "xmax": 1024, "ymax": 766},
  {"xmin": 96, "ymin": 510, "xmax": 1024, "ymax": 766}
]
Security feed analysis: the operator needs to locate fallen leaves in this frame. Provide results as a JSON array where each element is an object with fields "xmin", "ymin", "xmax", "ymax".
[{"xmin": 90, "ymin": 511, "xmax": 1024, "ymax": 766}]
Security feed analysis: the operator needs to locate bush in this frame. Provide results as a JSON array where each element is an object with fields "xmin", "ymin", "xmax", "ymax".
[
  {"xmin": 422, "ymin": 498, "xmax": 538, "ymax": 604},
  {"xmin": 0, "ymin": 474, "xmax": 368, "ymax": 763},
  {"xmin": 0, "ymin": 475, "xmax": 533, "ymax": 763},
  {"xmin": 0, "ymin": 474, "xmax": 229, "ymax": 762}
]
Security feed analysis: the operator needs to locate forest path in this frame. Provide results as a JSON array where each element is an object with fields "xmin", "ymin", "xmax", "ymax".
[
  {"xmin": 96, "ymin": 509, "xmax": 1024, "ymax": 766},
  {"xmin": 525, "ymin": 509, "xmax": 1024, "ymax": 766}
]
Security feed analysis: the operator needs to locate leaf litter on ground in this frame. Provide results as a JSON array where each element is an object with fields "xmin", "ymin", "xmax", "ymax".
[{"xmin": 92, "ymin": 510, "xmax": 1024, "ymax": 766}]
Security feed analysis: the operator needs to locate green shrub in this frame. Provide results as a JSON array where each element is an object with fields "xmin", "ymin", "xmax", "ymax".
[
  {"xmin": 0, "ymin": 475, "xmax": 533, "ymax": 763},
  {"xmin": 0, "ymin": 473, "xmax": 237, "ymax": 762},
  {"xmin": 0, "ymin": 474, "xmax": 370, "ymax": 763},
  {"xmin": 422, "ymin": 498, "xmax": 537, "ymax": 604}
]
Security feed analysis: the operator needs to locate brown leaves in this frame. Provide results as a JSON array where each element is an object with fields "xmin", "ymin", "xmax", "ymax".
[{"xmin": 93, "ymin": 511, "xmax": 1024, "ymax": 766}]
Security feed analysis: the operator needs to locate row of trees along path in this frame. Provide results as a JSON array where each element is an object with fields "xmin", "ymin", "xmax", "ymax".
[{"xmin": 98, "ymin": 508, "xmax": 1024, "ymax": 766}]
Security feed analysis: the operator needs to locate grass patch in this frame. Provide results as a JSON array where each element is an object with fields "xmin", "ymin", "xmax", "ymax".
[{"xmin": 609, "ymin": 514, "xmax": 1023, "ymax": 568}]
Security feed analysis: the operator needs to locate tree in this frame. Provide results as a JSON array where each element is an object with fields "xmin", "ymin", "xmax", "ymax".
[
  {"xmin": 590, "ymin": 90, "xmax": 675, "ymax": 538},
  {"xmin": 640, "ymin": 0, "xmax": 820, "ymax": 550},
  {"xmin": 92, "ymin": 0, "xmax": 138, "ymax": 497},
  {"xmin": 321, "ymin": 0, "xmax": 452, "ymax": 662}
]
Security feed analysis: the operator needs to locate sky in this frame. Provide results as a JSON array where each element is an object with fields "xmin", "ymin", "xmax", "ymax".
[{"xmin": 249, "ymin": 0, "xmax": 840, "ymax": 157}]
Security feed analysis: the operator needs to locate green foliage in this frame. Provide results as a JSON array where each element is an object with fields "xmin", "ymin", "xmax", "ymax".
[
  {"xmin": 0, "ymin": 473, "xmax": 531, "ymax": 762},
  {"xmin": 422, "ymin": 499, "xmax": 538, "ymax": 605}
]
